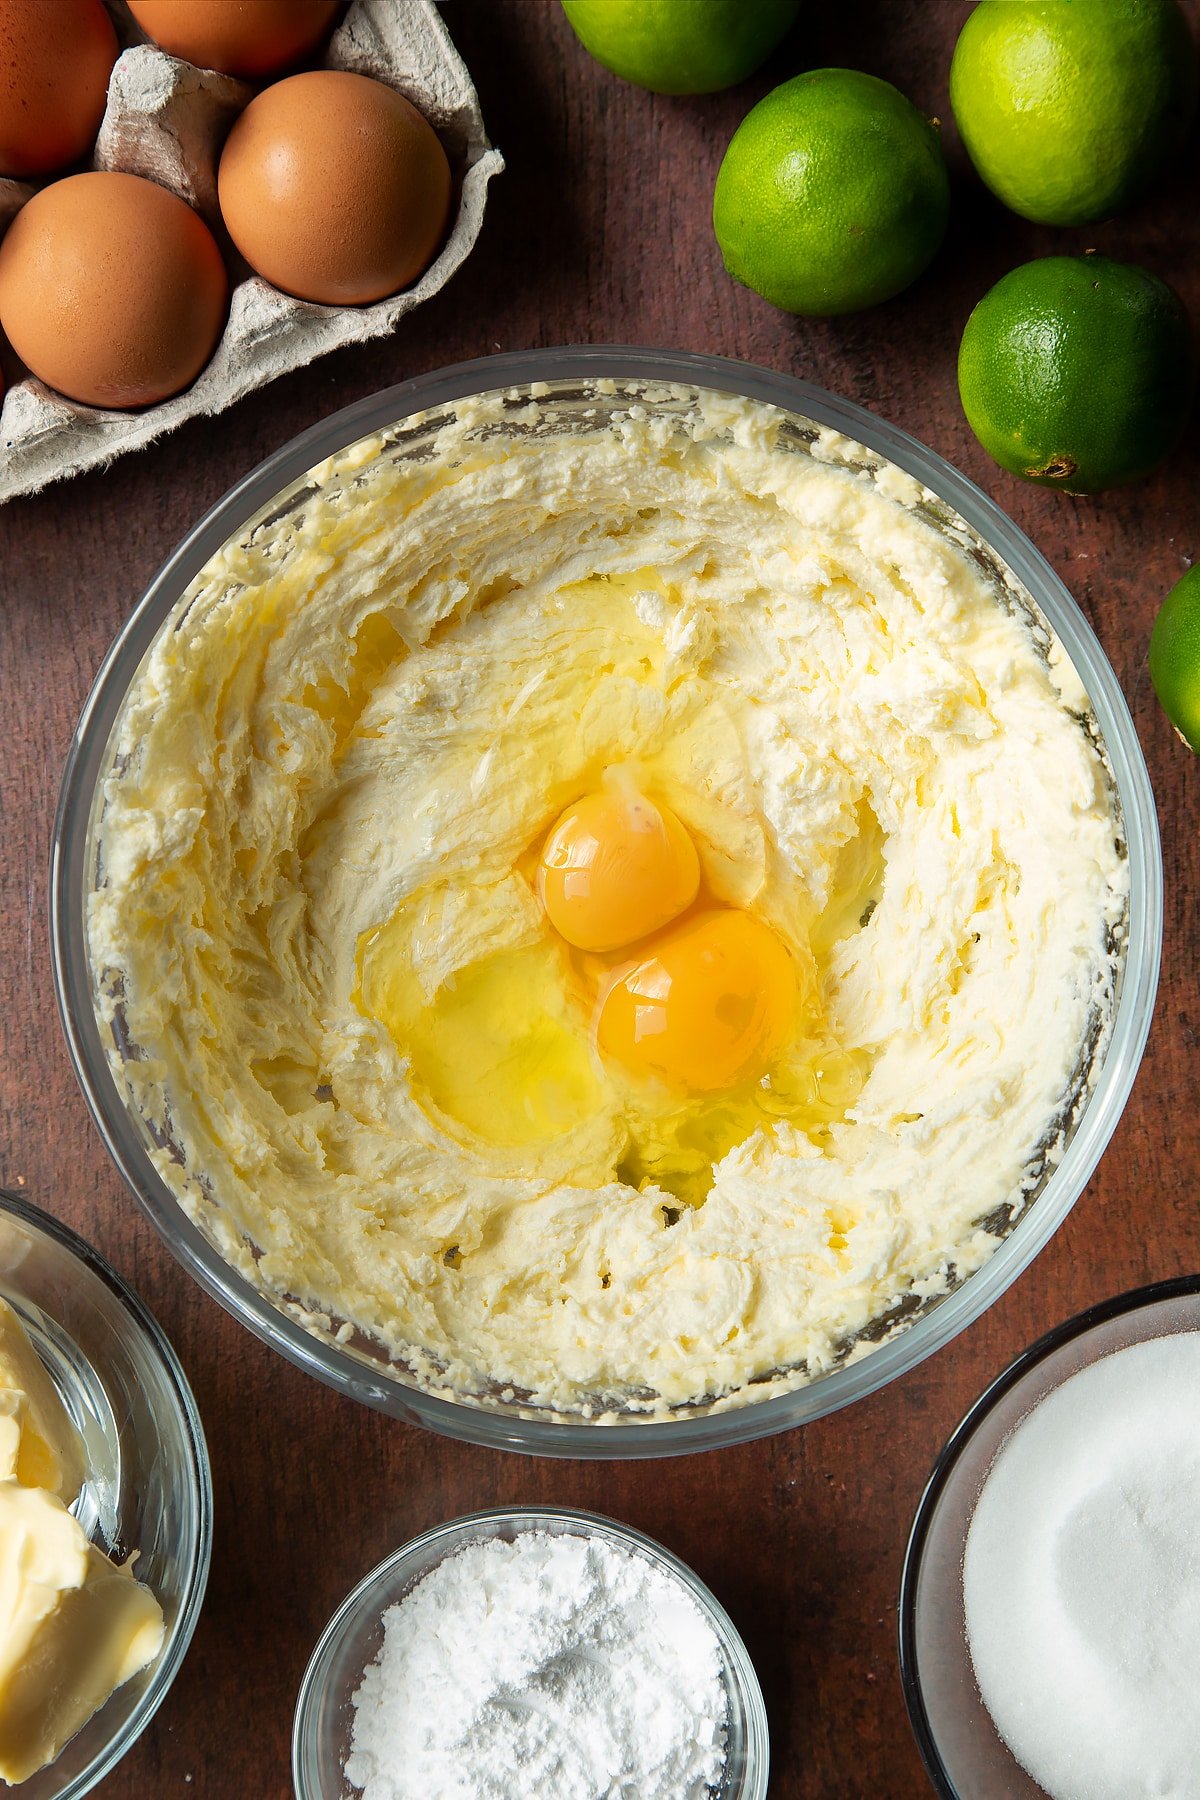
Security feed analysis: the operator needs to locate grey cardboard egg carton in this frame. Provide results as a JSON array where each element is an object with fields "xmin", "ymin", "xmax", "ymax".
[{"xmin": 0, "ymin": 0, "xmax": 503, "ymax": 504}]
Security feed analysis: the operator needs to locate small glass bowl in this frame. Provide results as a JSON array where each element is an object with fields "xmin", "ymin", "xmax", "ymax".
[
  {"xmin": 0, "ymin": 1186, "xmax": 212, "ymax": 1800},
  {"xmin": 899, "ymin": 1276, "xmax": 1200, "ymax": 1798},
  {"xmin": 293, "ymin": 1505, "xmax": 769, "ymax": 1800}
]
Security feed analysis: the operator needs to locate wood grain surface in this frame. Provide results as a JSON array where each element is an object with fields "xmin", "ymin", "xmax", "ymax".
[{"xmin": 3, "ymin": 3, "xmax": 1199, "ymax": 1795}]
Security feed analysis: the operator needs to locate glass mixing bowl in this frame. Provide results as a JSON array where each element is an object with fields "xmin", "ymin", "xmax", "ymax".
[
  {"xmin": 50, "ymin": 347, "xmax": 1161, "ymax": 1458},
  {"xmin": 0, "ymin": 1187, "xmax": 211, "ymax": 1799},
  {"xmin": 292, "ymin": 1506, "xmax": 769, "ymax": 1800},
  {"xmin": 899, "ymin": 1277, "xmax": 1200, "ymax": 1798}
]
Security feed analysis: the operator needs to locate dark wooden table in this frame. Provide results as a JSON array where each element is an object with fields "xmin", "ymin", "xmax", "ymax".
[{"xmin": 4, "ymin": 3, "xmax": 1199, "ymax": 1794}]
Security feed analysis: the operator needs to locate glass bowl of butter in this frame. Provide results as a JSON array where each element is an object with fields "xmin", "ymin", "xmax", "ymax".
[
  {"xmin": 50, "ymin": 347, "xmax": 1161, "ymax": 1457},
  {"xmin": 0, "ymin": 1187, "xmax": 211, "ymax": 1797}
]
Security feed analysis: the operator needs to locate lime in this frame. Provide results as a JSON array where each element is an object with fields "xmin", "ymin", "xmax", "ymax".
[
  {"xmin": 950, "ymin": 0, "xmax": 1197, "ymax": 227},
  {"xmin": 712, "ymin": 68, "xmax": 949, "ymax": 316},
  {"xmin": 1150, "ymin": 565, "xmax": 1200, "ymax": 751},
  {"xmin": 957, "ymin": 255, "xmax": 1194, "ymax": 494},
  {"xmin": 560, "ymin": 0, "xmax": 800, "ymax": 95}
]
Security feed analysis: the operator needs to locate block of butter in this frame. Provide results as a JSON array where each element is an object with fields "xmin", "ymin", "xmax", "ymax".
[
  {"xmin": 0, "ymin": 1299, "xmax": 85, "ymax": 1505},
  {"xmin": 0, "ymin": 1480, "xmax": 165, "ymax": 1784},
  {"xmin": 0, "ymin": 1393, "xmax": 31, "ymax": 1483},
  {"xmin": 0, "ymin": 1298, "xmax": 164, "ymax": 1782}
]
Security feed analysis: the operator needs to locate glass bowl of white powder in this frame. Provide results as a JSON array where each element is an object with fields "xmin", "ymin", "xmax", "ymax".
[
  {"xmin": 899, "ymin": 1276, "xmax": 1200, "ymax": 1799},
  {"xmin": 292, "ymin": 1505, "xmax": 769, "ymax": 1800}
]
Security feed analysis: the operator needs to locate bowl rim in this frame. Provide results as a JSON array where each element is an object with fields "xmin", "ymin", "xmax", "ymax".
[
  {"xmin": 897, "ymin": 1272, "xmax": 1200, "ymax": 1798},
  {"xmin": 50, "ymin": 344, "xmax": 1163, "ymax": 1459},
  {"xmin": 291, "ymin": 1502, "xmax": 770, "ymax": 1800},
  {"xmin": 0, "ymin": 1184, "xmax": 213, "ymax": 1800}
]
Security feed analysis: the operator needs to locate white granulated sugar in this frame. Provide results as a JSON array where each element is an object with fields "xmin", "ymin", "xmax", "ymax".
[
  {"xmin": 963, "ymin": 1332, "xmax": 1200, "ymax": 1800},
  {"xmin": 344, "ymin": 1529, "xmax": 729, "ymax": 1800}
]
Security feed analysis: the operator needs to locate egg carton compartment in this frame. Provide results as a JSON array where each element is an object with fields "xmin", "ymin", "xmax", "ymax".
[{"xmin": 0, "ymin": 0, "xmax": 503, "ymax": 504}]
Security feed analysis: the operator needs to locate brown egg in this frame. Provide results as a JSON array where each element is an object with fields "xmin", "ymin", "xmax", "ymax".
[
  {"xmin": 217, "ymin": 71, "xmax": 451, "ymax": 306},
  {"xmin": 0, "ymin": 0, "xmax": 117, "ymax": 178},
  {"xmin": 127, "ymin": 0, "xmax": 339, "ymax": 79},
  {"xmin": 0, "ymin": 173, "xmax": 228, "ymax": 409}
]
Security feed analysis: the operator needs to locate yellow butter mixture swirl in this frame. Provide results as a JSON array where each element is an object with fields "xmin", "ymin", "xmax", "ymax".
[{"xmin": 88, "ymin": 393, "xmax": 1127, "ymax": 1415}]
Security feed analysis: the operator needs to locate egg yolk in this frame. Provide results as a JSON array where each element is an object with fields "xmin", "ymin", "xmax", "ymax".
[
  {"xmin": 537, "ymin": 790, "xmax": 700, "ymax": 952},
  {"xmin": 597, "ymin": 909, "xmax": 797, "ymax": 1094}
]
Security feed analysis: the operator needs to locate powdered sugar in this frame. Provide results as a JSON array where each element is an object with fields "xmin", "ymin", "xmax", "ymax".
[{"xmin": 345, "ymin": 1528, "xmax": 729, "ymax": 1800}]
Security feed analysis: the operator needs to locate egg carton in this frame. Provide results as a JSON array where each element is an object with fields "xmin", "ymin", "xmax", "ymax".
[{"xmin": 0, "ymin": 0, "xmax": 503, "ymax": 504}]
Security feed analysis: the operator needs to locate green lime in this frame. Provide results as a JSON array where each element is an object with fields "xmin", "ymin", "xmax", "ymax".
[
  {"xmin": 712, "ymin": 68, "xmax": 949, "ymax": 316},
  {"xmin": 957, "ymin": 255, "xmax": 1194, "ymax": 494},
  {"xmin": 1150, "ymin": 564, "xmax": 1200, "ymax": 751},
  {"xmin": 950, "ymin": 0, "xmax": 1197, "ymax": 227},
  {"xmin": 560, "ymin": 0, "xmax": 800, "ymax": 95}
]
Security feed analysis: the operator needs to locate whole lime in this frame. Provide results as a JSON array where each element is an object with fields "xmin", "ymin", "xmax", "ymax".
[
  {"xmin": 958, "ymin": 256, "xmax": 1194, "ymax": 494},
  {"xmin": 950, "ymin": 0, "xmax": 1197, "ymax": 226},
  {"xmin": 560, "ymin": 0, "xmax": 800, "ymax": 95},
  {"xmin": 1150, "ymin": 565, "xmax": 1200, "ymax": 751},
  {"xmin": 712, "ymin": 68, "xmax": 949, "ymax": 316}
]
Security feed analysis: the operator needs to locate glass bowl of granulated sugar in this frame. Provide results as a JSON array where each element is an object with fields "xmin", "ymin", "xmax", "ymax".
[
  {"xmin": 293, "ymin": 1506, "xmax": 769, "ymax": 1800},
  {"xmin": 900, "ymin": 1275, "xmax": 1200, "ymax": 1800}
]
